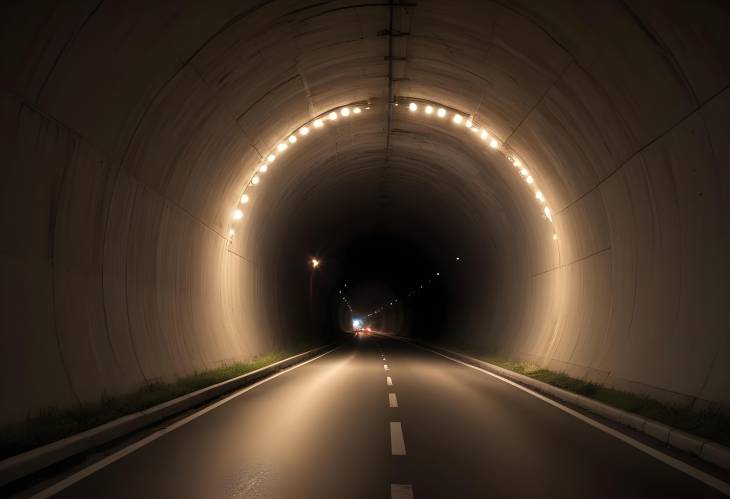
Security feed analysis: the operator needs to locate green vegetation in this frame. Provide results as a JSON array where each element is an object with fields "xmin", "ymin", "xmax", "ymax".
[
  {"xmin": 483, "ymin": 356, "xmax": 730, "ymax": 447},
  {"xmin": 0, "ymin": 351, "xmax": 296, "ymax": 460}
]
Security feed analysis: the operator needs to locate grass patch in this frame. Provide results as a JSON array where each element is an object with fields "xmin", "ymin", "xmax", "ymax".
[
  {"xmin": 0, "ymin": 350, "xmax": 302, "ymax": 460},
  {"xmin": 483, "ymin": 356, "xmax": 730, "ymax": 447}
]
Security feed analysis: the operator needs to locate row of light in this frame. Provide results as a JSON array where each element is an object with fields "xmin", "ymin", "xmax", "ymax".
[
  {"xmin": 400, "ymin": 99, "xmax": 557, "ymax": 240},
  {"xmin": 365, "ymin": 265, "xmax": 451, "ymax": 318},
  {"xmin": 228, "ymin": 103, "xmax": 370, "ymax": 238}
]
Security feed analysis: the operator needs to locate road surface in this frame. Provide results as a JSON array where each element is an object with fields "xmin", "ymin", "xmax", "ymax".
[{"xmin": 42, "ymin": 336, "xmax": 726, "ymax": 498}]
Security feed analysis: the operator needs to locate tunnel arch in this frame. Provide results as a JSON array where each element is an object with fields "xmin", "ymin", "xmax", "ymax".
[{"xmin": 1, "ymin": 0, "xmax": 729, "ymax": 427}]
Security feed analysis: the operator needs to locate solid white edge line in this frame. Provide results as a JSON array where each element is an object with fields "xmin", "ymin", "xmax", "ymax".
[
  {"xmin": 426, "ymin": 348, "xmax": 730, "ymax": 496},
  {"xmin": 30, "ymin": 346, "xmax": 341, "ymax": 499},
  {"xmin": 390, "ymin": 422, "xmax": 406, "ymax": 455},
  {"xmin": 389, "ymin": 393, "xmax": 399, "ymax": 408},
  {"xmin": 387, "ymin": 376, "xmax": 393, "ymax": 386}
]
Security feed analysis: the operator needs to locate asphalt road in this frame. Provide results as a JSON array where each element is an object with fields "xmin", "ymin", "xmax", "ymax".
[{"xmin": 46, "ymin": 335, "xmax": 725, "ymax": 498}]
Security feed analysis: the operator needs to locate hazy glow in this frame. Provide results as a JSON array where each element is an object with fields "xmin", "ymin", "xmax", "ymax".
[
  {"xmin": 311, "ymin": 258, "xmax": 320, "ymax": 268},
  {"xmin": 300, "ymin": 126, "xmax": 310, "ymax": 135},
  {"xmin": 267, "ymin": 154, "xmax": 276, "ymax": 162},
  {"xmin": 409, "ymin": 102, "xmax": 418, "ymax": 111},
  {"xmin": 520, "ymin": 168, "xmax": 529, "ymax": 177},
  {"xmin": 513, "ymin": 158, "xmax": 521, "ymax": 167},
  {"xmin": 480, "ymin": 129, "xmax": 488, "ymax": 140},
  {"xmin": 425, "ymin": 105, "xmax": 434, "ymax": 114},
  {"xmin": 313, "ymin": 119, "xmax": 324, "ymax": 128},
  {"xmin": 233, "ymin": 209, "xmax": 243, "ymax": 220},
  {"xmin": 328, "ymin": 111, "xmax": 338, "ymax": 120},
  {"xmin": 437, "ymin": 108, "xmax": 447, "ymax": 117},
  {"xmin": 229, "ymin": 228, "xmax": 235, "ymax": 236},
  {"xmin": 453, "ymin": 114, "xmax": 464, "ymax": 125},
  {"xmin": 259, "ymin": 164, "xmax": 268, "ymax": 173},
  {"xmin": 240, "ymin": 194, "xmax": 249, "ymax": 204},
  {"xmin": 341, "ymin": 107, "xmax": 351, "ymax": 117},
  {"xmin": 288, "ymin": 135, "xmax": 297, "ymax": 143},
  {"xmin": 544, "ymin": 206, "xmax": 552, "ymax": 221},
  {"xmin": 536, "ymin": 191, "xmax": 545, "ymax": 202},
  {"xmin": 353, "ymin": 107, "xmax": 362, "ymax": 114},
  {"xmin": 489, "ymin": 138, "xmax": 498, "ymax": 149},
  {"xmin": 553, "ymin": 234, "xmax": 558, "ymax": 240},
  {"xmin": 251, "ymin": 175, "xmax": 260, "ymax": 185},
  {"xmin": 526, "ymin": 176, "xmax": 534, "ymax": 184},
  {"xmin": 465, "ymin": 119, "xmax": 473, "ymax": 128},
  {"xmin": 277, "ymin": 143, "xmax": 288, "ymax": 152}
]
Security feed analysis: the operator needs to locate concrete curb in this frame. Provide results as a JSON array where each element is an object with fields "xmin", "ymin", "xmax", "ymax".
[
  {"xmin": 384, "ymin": 335, "xmax": 730, "ymax": 473},
  {"xmin": 0, "ymin": 343, "xmax": 336, "ymax": 487}
]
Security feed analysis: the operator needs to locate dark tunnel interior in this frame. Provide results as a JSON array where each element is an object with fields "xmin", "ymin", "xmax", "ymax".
[{"xmin": 1, "ymin": 0, "xmax": 730, "ymax": 454}]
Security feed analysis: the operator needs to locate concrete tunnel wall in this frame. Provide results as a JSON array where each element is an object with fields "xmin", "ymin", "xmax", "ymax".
[{"xmin": 1, "ymin": 0, "xmax": 730, "ymax": 426}]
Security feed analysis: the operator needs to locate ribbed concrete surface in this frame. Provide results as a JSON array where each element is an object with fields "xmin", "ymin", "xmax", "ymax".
[{"xmin": 0, "ymin": 0, "xmax": 729, "ymax": 425}]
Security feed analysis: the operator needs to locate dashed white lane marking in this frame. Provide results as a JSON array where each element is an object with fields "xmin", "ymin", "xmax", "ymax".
[
  {"xmin": 427, "ymin": 348, "xmax": 730, "ymax": 497},
  {"xmin": 391, "ymin": 483, "xmax": 414, "ymax": 499},
  {"xmin": 390, "ymin": 422, "xmax": 406, "ymax": 455},
  {"xmin": 384, "ymin": 364, "xmax": 389, "ymax": 371},
  {"xmin": 386, "ymin": 376, "xmax": 393, "ymax": 386},
  {"xmin": 388, "ymin": 392, "xmax": 399, "ymax": 408},
  {"xmin": 28, "ymin": 347, "xmax": 341, "ymax": 499}
]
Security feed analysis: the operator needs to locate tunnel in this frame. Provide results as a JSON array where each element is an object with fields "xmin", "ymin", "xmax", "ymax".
[{"xmin": 1, "ymin": 1, "xmax": 730, "ymax": 497}]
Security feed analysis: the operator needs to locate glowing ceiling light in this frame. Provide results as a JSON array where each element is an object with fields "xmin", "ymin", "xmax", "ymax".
[
  {"xmin": 536, "ymin": 191, "xmax": 545, "ymax": 202},
  {"xmin": 313, "ymin": 119, "xmax": 323, "ymax": 128},
  {"xmin": 328, "ymin": 111, "xmax": 338, "ymax": 120},
  {"xmin": 300, "ymin": 126, "xmax": 310, "ymax": 136},
  {"xmin": 489, "ymin": 138, "xmax": 499, "ymax": 149},
  {"xmin": 341, "ymin": 107, "xmax": 351, "ymax": 117},
  {"xmin": 353, "ymin": 107, "xmax": 362, "ymax": 114},
  {"xmin": 240, "ymin": 194, "xmax": 249, "ymax": 204},
  {"xmin": 480, "ymin": 129, "xmax": 488, "ymax": 140},
  {"xmin": 465, "ymin": 118, "xmax": 473, "ymax": 128},
  {"xmin": 233, "ymin": 209, "xmax": 243, "ymax": 220},
  {"xmin": 513, "ymin": 158, "xmax": 521, "ymax": 167},
  {"xmin": 453, "ymin": 114, "xmax": 464, "ymax": 125},
  {"xmin": 251, "ymin": 175, "xmax": 260, "ymax": 185},
  {"xmin": 553, "ymin": 234, "xmax": 558, "ymax": 241},
  {"xmin": 311, "ymin": 258, "xmax": 320, "ymax": 268},
  {"xmin": 408, "ymin": 102, "xmax": 418, "ymax": 111},
  {"xmin": 526, "ymin": 176, "xmax": 534, "ymax": 184},
  {"xmin": 259, "ymin": 164, "xmax": 268, "ymax": 173},
  {"xmin": 544, "ymin": 206, "xmax": 552, "ymax": 222},
  {"xmin": 520, "ymin": 169, "xmax": 528, "ymax": 177},
  {"xmin": 288, "ymin": 135, "xmax": 297, "ymax": 143},
  {"xmin": 277, "ymin": 143, "xmax": 288, "ymax": 152},
  {"xmin": 425, "ymin": 105, "xmax": 434, "ymax": 114},
  {"xmin": 267, "ymin": 154, "xmax": 276, "ymax": 162},
  {"xmin": 437, "ymin": 108, "xmax": 447, "ymax": 117},
  {"xmin": 229, "ymin": 228, "xmax": 235, "ymax": 236}
]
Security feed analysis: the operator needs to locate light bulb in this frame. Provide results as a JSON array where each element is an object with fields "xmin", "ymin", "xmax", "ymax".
[
  {"xmin": 300, "ymin": 126, "xmax": 310, "ymax": 135},
  {"xmin": 489, "ymin": 138, "xmax": 498, "ymax": 149},
  {"xmin": 288, "ymin": 135, "xmax": 297, "ymax": 143},
  {"xmin": 465, "ymin": 119, "xmax": 473, "ymax": 128},
  {"xmin": 544, "ymin": 206, "xmax": 552, "ymax": 221},
  {"xmin": 437, "ymin": 108, "xmax": 446, "ymax": 117},
  {"xmin": 453, "ymin": 114, "xmax": 463, "ymax": 125},
  {"xmin": 480, "ymin": 129, "xmax": 488, "ymax": 140},
  {"xmin": 425, "ymin": 105, "xmax": 434, "ymax": 114},
  {"xmin": 526, "ymin": 176, "xmax": 534, "ymax": 184},
  {"xmin": 513, "ymin": 158, "xmax": 521, "ymax": 167},
  {"xmin": 536, "ymin": 191, "xmax": 545, "ymax": 202},
  {"xmin": 520, "ymin": 168, "xmax": 528, "ymax": 177},
  {"xmin": 240, "ymin": 194, "xmax": 249, "ymax": 204},
  {"xmin": 553, "ymin": 234, "xmax": 558, "ymax": 241},
  {"xmin": 259, "ymin": 164, "xmax": 268, "ymax": 173},
  {"xmin": 313, "ymin": 119, "xmax": 323, "ymax": 128},
  {"xmin": 229, "ymin": 228, "xmax": 235, "ymax": 236},
  {"xmin": 251, "ymin": 175, "xmax": 260, "ymax": 185},
  {"xmin": 353, "ymin": 107, "xmax": 362, "ymax": 114},
  {"xmin": 277, "ymin": 143, "xmax": 287, "ymax": 152},
  {"xmin": 267, "ymin": 154, "xmax": 276, "ymax": 162},
  {"xmin": 341, "ymin": 107, "xmax": 351, "ymax": 117},
  {"xmin": 328, "ymin": 111, "xmax": 337, "ymax": 120},
  {"xmin": 233, "ymin": 209, "xmax": 243, "ymax": 220},
  {"xmin": 409, "ymin": 102, "xmax": 418, "ymax": 111}
]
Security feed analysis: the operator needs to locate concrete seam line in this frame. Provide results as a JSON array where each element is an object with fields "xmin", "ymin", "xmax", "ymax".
[
  {"xmin": 389, "ymin": 334, "xmax": 730, "ymax": 473},
  {"xmin": 0, "ymin": 343, "xmax": 340, "ymax": 488},
  {"xmin": 423, "ymin": 346, "xmax": 730, "ymax": 495}
]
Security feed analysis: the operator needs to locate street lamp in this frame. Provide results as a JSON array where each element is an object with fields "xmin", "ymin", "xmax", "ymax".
[{"xmin": 311, "ymin": 258, "xmax": 320, "ymax": 268}]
